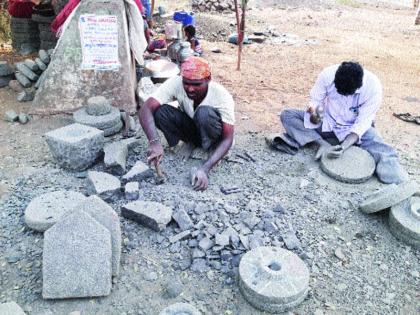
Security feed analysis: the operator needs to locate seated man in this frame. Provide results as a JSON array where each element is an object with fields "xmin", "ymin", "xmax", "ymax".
[
  {"xmin": 278, "ymin": 61, "xmax": 408, "ymax": 184},
  {"xmin": 139, "ymin": 57, "xmax": 235, "ymax": 191}
]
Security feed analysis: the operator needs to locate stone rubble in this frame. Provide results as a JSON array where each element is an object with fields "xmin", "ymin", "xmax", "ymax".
[
  {"xmin": 122, "ymin": 161, "xmax": 154, "ymax": 183},
  {"xmin": 122, "ymin": 201, "xmax": 173, "ymax": 231},
  {"xmin": 104, "ymin": 141, "xmax": 129, "ymax": 175},
  {"xmin": 125, "ymin": 181, "xmax": 140, "ymax": 200},
  {"xmin": 87, "ymin": 171, "xmax": 121, "ymax": 201},
  {"xmin": 192, "ymin": 0, "xmax": 234, "ymax": 12}
]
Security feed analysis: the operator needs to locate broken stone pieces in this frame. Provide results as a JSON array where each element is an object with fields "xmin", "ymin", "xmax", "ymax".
[
  {"xmin": 24, "ymin": 190, "xmax": 87, "ymax": 232},
  {"xmin": 159, "ymin": 302, "xmax": 201, "ymax": 315},
  {"xmin": 87, "ymin": 171, "xmax": 121, "ymax": 201},
  {"xmin": 121, "ymin": 201, "xmax": 172, "ymax": 231},
  {"xmin": 239, "ymin": 246, "xmax": 310, "ymax": 313},
  {"xmin": 125, "ymin": 181, "xmax": 139, "ymax": 200},
  {"xmin": 4, "ymin": 110, "xmax": 18, "ymax": 122},
  {"xmin": 104, "ymin": 141, "xmax": 128, "ymax": 175},
  {"xmin": 43, "ymin": 210, "xmax": 112, "ymax": 299},
  {"xmin": 45, "ymin": 123, "xmax": 104, "ymax": 171},
  {"xmin": 0, "ymin": 301, "xmax": 27, "ymax": 315},
  {"xmin": 359, "ymin": 181, "xmax": 419, "ymax": 214},
  {"xmin": 122, "ymin": 161, "xmax": 154, "ymax": 183}
]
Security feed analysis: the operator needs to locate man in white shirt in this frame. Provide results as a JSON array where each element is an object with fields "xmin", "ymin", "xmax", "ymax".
[
  {"xmin": 278, "ymin": 61, "xmax": 408, "ymax": 184},
  {"xmin": 139, "ymin": 57, "xmax": 235, "ymax": 191}
]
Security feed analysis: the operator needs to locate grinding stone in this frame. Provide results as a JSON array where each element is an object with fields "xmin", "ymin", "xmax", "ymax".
[
  {"xmin": 159, "ymin": 303, "xmax": 201, "ymax": 315},
  {"xmin": 320, "ymin": 146, "xmax": 375, "ymax": 184},
  {"xmin": 73, "ymin": 106, "xmax": 121, "ymax": 130},
  {"xmin": 389, "ymin": 195, "xmax": 420, "ymax": 248},
  {"xmin": 239, "ymin": 246, "xmax": 309, "ymax": 313},
  {"xmin": 360, "ymin": 181, "xmax": 419, "ymax": 214},
  {"xmin": 24, "ymin": 190, "xmax": 87, "ymax": 232}
]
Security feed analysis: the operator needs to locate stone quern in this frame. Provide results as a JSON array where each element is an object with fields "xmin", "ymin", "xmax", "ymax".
[
  {"xmin": 86, "ymin": 96, "xmax": 112, "ymax": 116},
  {"xmin": 45, "ymin": 123, "xmax": 104, "ymax": 170},
  {"xmin": 359, "ymin": 181, "xmax": 419, "ymax": 214},
  {"xmin": 239, "ymin": 246, "xmax": 310, "ymax": 313},
  {"xmin": 0, "ymin": 301, "xmax": 27, "ymax": 315},
  {"xmin": 121, "ymin": 201, "xmax": 172, "ymax": 231},
  {"xmin": 159, "ymin": 303, "xmax": 201, "ymax": 315},
  {"xmin": 43, "ymin": 210, "xmax": 112, "ymax": 299},
  {"xmin": 104, "ymin": 141, "xmax": 128, "ymax": 175},
  {"xmin": 73, "ymin": 107, "xmax": 121, "ymax": 130},
  {"xmin": 320, "ymin": 146, "xmax": 375, "ymax": 184},
  {"xmin": 24, "ymin": 190, "xmax": 87, "ymax": 232},
  {"xmin": 389, "ymin": 195, "xmax": 420, "ymax": 248},
  {"xmin": 76, "ymin": 196, "xmax": 122, "ymax": 276},
  {"xmin": 122, "ymin": 161, "xmax": 154, "ymax": 183},
  {"xmin": 87, "ymin": 171, "xmax": 121, "ymax": 200}
]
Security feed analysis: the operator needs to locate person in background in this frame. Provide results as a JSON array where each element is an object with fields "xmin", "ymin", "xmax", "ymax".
[{"xmin": 184, "ymin": 24, "xmax": 203, "ymax": 56}]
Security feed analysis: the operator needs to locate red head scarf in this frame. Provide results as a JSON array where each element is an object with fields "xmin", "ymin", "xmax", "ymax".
[{"xmin": 181, "ymin": 57, "xmax": 211, "ymax": 80}]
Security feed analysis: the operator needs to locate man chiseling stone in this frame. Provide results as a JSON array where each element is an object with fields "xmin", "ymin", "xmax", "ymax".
[
  {"xmin": 139, "ymin": 57, "xmax": 235, "ymax": 191},
  {"xmin": 277, "ymin": 61, "xmax": 408, "ymax": 184}
]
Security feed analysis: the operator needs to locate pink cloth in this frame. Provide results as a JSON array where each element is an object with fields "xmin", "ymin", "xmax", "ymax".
[{"xmin": 51, "ymin": 0, "xmax": 80, "ymax": 34}]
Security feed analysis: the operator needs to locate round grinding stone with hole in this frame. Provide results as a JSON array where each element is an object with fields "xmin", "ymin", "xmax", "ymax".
[
  {"xmin": 24, "ymin": 190, "xmax": 87, "ymax": 232},
  {"xmin": 159, "ymin": 303, "xmax": 201, "ymax": 315},
  {"xmin": 239, "ymin": 246, "xmax": 310, "ymax": 313},
  {"xmin": 320, "ymin": 146, "xmax": 375, "ymax": 184},
  {"xmin": 73, "ymin": 106, "xmax": 121, "ymax": 130},
  {"xmin": 389, "ymin": 195, "xmax": 420, "ymax": 248}
]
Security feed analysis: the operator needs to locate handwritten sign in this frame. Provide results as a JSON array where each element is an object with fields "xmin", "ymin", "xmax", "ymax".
[{"xmin": 79, "ymin": 14, "xmax": 120, "ymax": 70}]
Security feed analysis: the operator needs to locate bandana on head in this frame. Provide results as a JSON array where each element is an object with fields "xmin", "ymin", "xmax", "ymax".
[{"xmin": 181, "ymin": 57, "xmax": 211, "ymax": 80}]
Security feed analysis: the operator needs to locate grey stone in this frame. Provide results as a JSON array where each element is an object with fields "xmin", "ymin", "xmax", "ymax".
[
  {"xmin": 104, "ymin": 141, "xmax": 128, "ymax": 175},
  {"xmin": 159, "ymin": 302, "xmax": 201, "ymax": 315},
  {"xmin": 172, "ymin": 209, "xmax": 194, "ymax": 231},
  {"xmin": 192, "ymin": 248, "xmax": 205, "ymax": 259},
  {"xmin": 198, "ymin": 237, "xmax": 214, "ymax": 251},
  {"xmin": 239, "ymin": 246, "xmax": 310, "ymax": 313},
  {"xmin": 102, "ymin": 119, "xmax": 123, "ymax": 136},
  {"xmin": 16, "ymin": 62, "xmax": 39, "ymax": 81},
  {"xmin": 389, "ymin": 196, "xmax": 420, "ymax": 248},
  {"xmin": 75, "ymin": 196, "xmax": 122, "ymax": 276},
  {"xmin": 47, "ymin": 48, "xmax": 55, "ymax": 56},
  {"xmin": 35, "ymin": 57, "xmax": 47, "ymax": 71},
  {"xmin": 0, "ymin": 302, "xmax": 26, "ymax": 315},
  {"xmin": 8, "ymin": 80, "xmax": 23, "ymax": 92},
  {"xmin": 35, "ymin": 70, "xmax": 47, "ymax": 89},
  {"xmin": 39, "ymin": 49, "xmax": 50, "ymax": 64},
  {"xmin": 73, "ymin": 106, "xmax": 121, "ymax": 130},
  {"xmin": 249, "ymin": 231, "xmax": 265, "ymax": 249},
  {"xmin": 164, "ymin": 276, "xmax": 184, "ymax": 299},
  {"xmin": 86, "ymin": 96, "xmax": 112, "ymax": 116},
  {"xmin": 4, "ymin": 110, "xmax": 18, "ymax": 122},
  {"xmin": 43, "ymin": 210, "xmax": 112, "ymax": 299},
  {"xmin": 282, "ymin": 231, "xmax": 301, "ymax": 250},
  {"xmin": 239, "ymin": 234, "xmax": 249, "ymax": 249},
  {"xmin": 45, "ymin": 123, "xmax": 104, "ymax": 171},
  {"xmin": 32, "ymin": 0, "xmax": 137, "ymax": 114},
  {"xmin": 137, "ymin": 76, "xmax": 156, "ymax": 106},
  {"xmin": 190, "ymin": 258, "xmax": 209, "ymax": 273},
  {"xmin": 0, "ymin": 75, "xmax": 12, "ymax": 88},
  {"xmin": 87, "ymin": 171, "xmax": 121, "ymax": 200},
  {"xmin": 360, "ymin": 181, "xmax": 419, "ymax": 214},
  {"xmin": 215, "ymin": 232, "xmax": 230, "ymax": 247},
  {"xmin": 144, "ymin": 271, "xmax": 158, "ymax": 281},
  {"xmin": 18, "ymin": 113, "xmax": 29, "ymax": 124},
  {"xmin": 24, "ymin": 190, "xmax": 87, "ymax": 232},
  {"xmin": 169, "ymin": 230, "xmax": 191, "ymax": 243},
  {"xmin": 15, "ymin": 72, "xmax": 32, "ymax": 88},
  {"xmin": 320, "ymin": 146, "xmax": 376, "ymax": 184},
  {"xmin": 17, "ymin": 90, "xmax": 35, "ymax": 102},
  {"xmin": 125, "ymin": 181, "xmax": 139, "ymax": 200},
  {"xmin": 241, "ymin": 212, "xmax": 261, "ymax": 229},
  {"xmin": 20, "ymin": 44, "xmax": 39, "ymax": 56},
  {"xmin": 24, "ymin": 58, "xmax": 39, "ymax": 71},
  {"xmin": 0, "ymin": 61, "xmax": 14, "ymax": 76},
  {"xmin": 121, "ymin": 201, "xmax": 173, "ymax": 231},
  {"xmin": 122, "ymin": 161, "xmax": 153, "ymax": 183}
]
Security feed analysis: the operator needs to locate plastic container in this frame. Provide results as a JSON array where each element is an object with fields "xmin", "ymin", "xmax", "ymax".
[{"xmin": 173, "ymin": 11, "xmax": 195, "ymax": 26}]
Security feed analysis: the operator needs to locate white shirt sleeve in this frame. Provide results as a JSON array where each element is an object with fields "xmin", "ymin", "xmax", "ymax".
[
  {"xmin": 309, "ymin": 67, "xmax": 331, "ymax": 109},
  {"xmin": 150, "ymin": 76, "xmax": 180, "ymax": 105}
]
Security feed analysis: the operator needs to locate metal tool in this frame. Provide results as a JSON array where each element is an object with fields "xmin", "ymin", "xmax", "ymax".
[
  {"xmin": 155, "ymin": 163, "xmax": 166, "ymax": 185},
  {"xmin": 220, "ymin": 186, "xmax": 243, "ymax": 195}
]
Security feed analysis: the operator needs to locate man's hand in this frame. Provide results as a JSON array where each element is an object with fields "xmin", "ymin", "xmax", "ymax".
[
  {"xmin": 307, "ymin": 105, "xmax": 324, "ymax": 125},
  {"xmin": 147, "ymin": 142, "xmax": 164, "ymax": 166},
  {"xmin": 315, "ymin": 142, "xmax": 331, "ymax": 160},
  {"xmin": 326, "ymin": 145, "xmax": 344, "ymax": 159},
  {"xmin": 192, "ymin": 168, "xmax": 209, "ymax": 191}
]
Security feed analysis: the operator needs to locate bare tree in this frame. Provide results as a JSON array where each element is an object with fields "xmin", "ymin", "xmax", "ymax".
[{"xmin": 233, "ymin": 0, "xmax": 248, "ymax": 71}]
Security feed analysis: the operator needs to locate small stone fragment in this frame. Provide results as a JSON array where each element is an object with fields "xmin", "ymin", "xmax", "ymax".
[
  {"xmin": 282, "ymin": 231, "xmax": 301, "ymax": 250},
  {"xmin": 122, "ymin": 161, "xmax": 154, "ymax": 183},
  {"xmin": 122, "ymin": 201, "xmax": 173, "ymax": 231},
  {"xmin": 18, "ymin": 113, "xmax": 29, "ymax": 124},
  {"xmin": 39, "ymin": 49, "xmax": 51, "ymax": 64},
  {"xmin": 172, "ymin": 208, "xmax": 194, "ymax": 231},
  {"xmin": 163, "ymin": 276, "xmax": 184, "ymax": 299},
  {"xmin": 15, "ymin": 72, "xmax": 31, "ymax": 88},
  {"xmin": 104, "ymin": 141, "xmax": 128, "ymax": 175},
  {"xmin": 169, "ymin": 230, "xmax": 191, "ymax": 243},
  {"xmin": 17, "ymin": 90, "xmax": 35, "ymax": 102},
  {"xmin": 4, "ymin": 110, "xmax": 18, "ymax": 122},
  {"xmin": 8, "ymin": 80, "xmax": 23, "ymax": 92},
  {"xmin": 87, "ymin": 171, "xmax": 121, "ymax": 200},
  {"xmin": 16, "ymin": 62, "xmax": 39, "ymax": 81},
  {"xmin": 159, "ymin": 302, "xmax": 201, "ymax": 315},
  {"xmin": 0, "ymin": 301, "xmax": 27, "ymax": 315},
  {"xmin": 125, "ymin": 181, "xmax": 139, "ymax": 200},
  {"xmin": 198, "ymin": 237, "xmax": 214, "ymax": 251},
  {"xmin": 24, "ymin": 58, "xmax": 39, "ymax": 71},
  {"xmin": 35, "ymin": 57, "xmax": 47, "ymax": 71}
]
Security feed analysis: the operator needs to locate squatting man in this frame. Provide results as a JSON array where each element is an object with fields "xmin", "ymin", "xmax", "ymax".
[{"xmin": 139, "ymin": 57, "xmax": 235, "ymax": 191}]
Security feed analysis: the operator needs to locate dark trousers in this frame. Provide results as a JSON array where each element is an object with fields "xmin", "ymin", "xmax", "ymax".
[{"xmin": 154, "ymin": 104, "xmax": 223, "ymax": 150}]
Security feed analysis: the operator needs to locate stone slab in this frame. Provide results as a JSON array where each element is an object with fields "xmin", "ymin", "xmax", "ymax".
[
  {"xmin": 122, "ymin": 161, "xmax": 153, "ymax": 183},
  {"xmin": 75, "ymin": 196, "xmax": 121, "ymax": 276},
  {"xmin": 360, "ymin": 181, "xmax": 419, "ymax": 214},
  {"xmin": 159, "ymin": 303, "xmax": 201, "ymax": 315},
  {"xmin": 239, "ymin": 246, "xmax": 310, "ymax": 313},
  {"xmin": 87, "ymin": 171, "xmax": 121, "ymax": 201},
  {"xmin": 125, "ymin": 181, "xmax": 139, "ymax": 200},
  {"xmin": 86, "ymin": 96, "xmax": 112, "ymax": 116},
  {"xmin": 320, "ymin": 146, "xmax": 375, "ymax": 184},
  {"xmin": 24, "ymin": 190, "xmax": 87, "ymax": 232},
  {"xmin": 172, "ymin": 209, "xmax": 194, "ymax": 231},
  {"xmin": 74, "ymin": 106, "xmax": 121, "ymax": 130},
  {"xmin": 0, "ymin": 302, "xmax": 27, "ymax": 315},
  {"xmin": 45, "ymin": 123, "xmax": 104, "ymax": 171},
  {"xmin": 121, "ymin": 201, "xmax": 172, "ymax": 231},
  {"xmin": 389, "ymin": 195, "xmax": 420, "ymax": 248},
  {"xmin": 104, "ymin": 141, "xmax": 128, "ymax": 175},
  {"xmin": 43, "ymin": 210, "xmax": 112, "ymax": 299},
  {"xmin": 32, "ymin": 0, "xmax": 137, "ymax": 114}
]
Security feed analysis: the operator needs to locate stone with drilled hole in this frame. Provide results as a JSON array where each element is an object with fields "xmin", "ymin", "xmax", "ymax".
[
  {"xmin": 320, "ymin": 146, "xmax": 375, "ymax": 184},
  {"xmin": 122, "ymin": 201, "xmax": 172, "ymax": 231},
  {"xmin": 74, "ymin": 106, "xmax": 121, "ymax": 130},
  {"xmin": 24, "ymin": 190, "xmax": 87, "ymax": 232},
  {"xmin": 87, "ymin": 171, "xmax": 121, "ymax": 201},
  {"xmin": 42, "ymin": 210, "xmax": 112, "ymax": 299},
  {"xmin": 239, "ymin": 246, "xmax": 310, "ymax": 313},
  {"xmin": 45, "ymin": 123, "xmax": 104, "ymax": 170},
  {"xmin": 159, "ymin": 303, "xmax": 201, "ymax": 315}
]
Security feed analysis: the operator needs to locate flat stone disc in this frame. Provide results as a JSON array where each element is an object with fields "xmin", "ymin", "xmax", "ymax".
[
  {"xmin": 389, "ymin": 195, "xmax": 420, "ymax": 248},
  {"xmin": 24, "ymin": 190, "xmax": 87, "ymax": 232},
  {"xmin": 320, "ymin": 146, "xmax": 375, "ymax": 184},
  {"xmin": 159, "ymin": 303, "xmax": 201, "ymax": 315},
  {"xmin": 239, "ymin": 246, "xmax": 309, "ymax": 313},
  {"xmin": 73, "ymin": 106, "xmax": 121, "ymax": 130},
  {"xmin": 360, "ymin": 181, "xmax": 419, "ymax": 214}
]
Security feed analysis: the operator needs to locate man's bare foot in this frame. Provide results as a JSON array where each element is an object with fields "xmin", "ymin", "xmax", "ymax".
[{"xmin": 178, "ymin": 142, "xmax": 196, "ymax": 161}]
